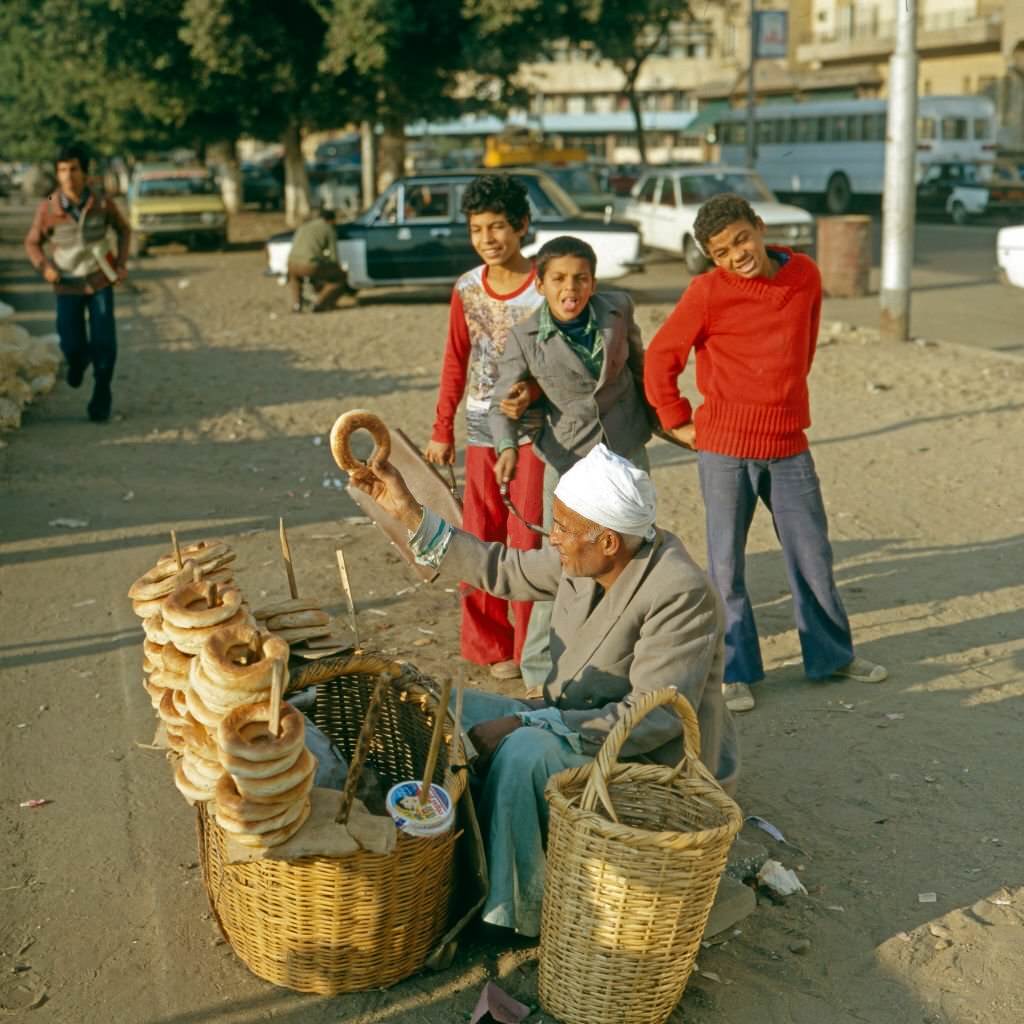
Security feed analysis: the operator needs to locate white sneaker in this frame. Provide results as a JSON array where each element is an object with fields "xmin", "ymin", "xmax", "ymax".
[
  {"xmin": 832, "ymin": 657, "xmax": 888, "ymax": 683},
  {"xmin": 723, "ymin": 682, "xmax": 755, "ymax": 712}
]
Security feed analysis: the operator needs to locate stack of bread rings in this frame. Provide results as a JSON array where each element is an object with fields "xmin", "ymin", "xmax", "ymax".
[
  {"xmin": 252, "ymin": 597, "xmax": 336, "ymax": 648},
  {"xmin": 128, "ymin": 540, "xmax": 236, "ymax": 620},
  {"xmin": 173, "ymin": 722, "xmax": 226, "ymax": 805},
  {"xmin": 214, "ymin": 702, "xmax": 316, "ymax": 849},
  {"xmin": 188, "ymin": 623, "xmax": 290, "ymax": 724},
  {"xmin": 161, "ymin": 580, "xmax": 252, "ymax": 656}
]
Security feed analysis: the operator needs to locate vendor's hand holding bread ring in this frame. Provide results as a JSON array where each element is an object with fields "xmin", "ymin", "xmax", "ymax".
[
  {"xmin": 329, "ymin": 409, "xmax": 391, "ymax": 472},
  {"xmin": 346, "ymin": 456, "xmax": 424, "ymax": 532}
]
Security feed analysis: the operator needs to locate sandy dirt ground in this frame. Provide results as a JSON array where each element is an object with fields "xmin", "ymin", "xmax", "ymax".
[{"xmin": 2, "ymin": 204, "xmax": 1024, "ymax": 1024}]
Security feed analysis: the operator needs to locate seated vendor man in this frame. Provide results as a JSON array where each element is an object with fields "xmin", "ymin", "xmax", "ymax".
[{"xmin": 349, "ymin": 443, "xmax": 739, "ymax": 937}]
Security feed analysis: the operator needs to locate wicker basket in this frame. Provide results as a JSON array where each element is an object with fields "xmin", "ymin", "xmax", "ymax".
[
  {"xmin": 197, "ymin": 654, "xmax": 468, "ymax": 995},
  {"xmin": 539, "ymin": 688, "xmax": 743, "ymax": 1024}
]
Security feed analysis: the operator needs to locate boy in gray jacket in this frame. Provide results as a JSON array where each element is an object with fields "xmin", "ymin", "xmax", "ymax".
[{"xmin": 489, "ymin": 235, "xmax": 652, "ymax": 687}]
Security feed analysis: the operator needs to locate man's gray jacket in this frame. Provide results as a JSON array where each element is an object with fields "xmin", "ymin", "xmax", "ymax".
[
  {"xmin": 488, "ymin": 290, "xmax": 653, "ymax": 474},
  {"xmin": 443, "ymin": 527, "xmax": 739, "ymax": 794}
]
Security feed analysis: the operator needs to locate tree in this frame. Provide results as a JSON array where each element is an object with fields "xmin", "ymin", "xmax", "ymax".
[{"xmin": 575, "ymin": 1, "xmax": 683, "ymax": 165}]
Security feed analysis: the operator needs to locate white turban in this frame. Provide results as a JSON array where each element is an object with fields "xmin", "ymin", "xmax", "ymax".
[{"xmin": 554, "ymin": 444, "xmax": 657, "ymax": 541}]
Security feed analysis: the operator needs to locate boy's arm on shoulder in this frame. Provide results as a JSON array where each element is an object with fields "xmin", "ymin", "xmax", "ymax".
[
  {"xmin": 487, "ymin": 320, "xmax": 531, "ymax": 448},
  {"xmin": 642, "ymin": 276, "xmax": 709, "ymax": 429}
]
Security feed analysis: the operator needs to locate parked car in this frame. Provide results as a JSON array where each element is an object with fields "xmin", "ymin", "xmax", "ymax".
[
  {"xmin": 128, "ymin": 168, "xmax": 227, "ymax": 255},
  {"xmin": 997, "ymin": 224, "xmax": 1024, "ymax": 287},
  {"xmin": 538, "ymin": 164, "xmax": 617, "ymax": 214},
  {"xmin": 242, "ymin": 163, "xmax": 282, "ymax": 210},
  {"xmin": 917, "ymin": 161, "xmax": 1024, "ymax": 225},
  {"xmin": 604, "ymin": 162, "xmax": 645, "ymax": 197},
  {"xmin": 264, "ymin": 168, "xmax": 643, "ymax": 289},
  {"xmin": 622, "ymin": 165, "xmax": 815, "ymax": 274}
]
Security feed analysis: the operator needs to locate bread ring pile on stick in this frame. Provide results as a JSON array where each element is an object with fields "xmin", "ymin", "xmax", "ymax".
[
  {"xmin": 252, "ymin": 596, "xmax": 337, "ymax": 648},
  {"xmin": 214, "ymin": 703, "xmax": 316, "ymax": 848}
]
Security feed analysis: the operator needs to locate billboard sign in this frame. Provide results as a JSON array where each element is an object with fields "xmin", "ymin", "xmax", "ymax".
[{"xmin": 754, "ymin": 11, "xmax": 788, "ymax": 59}]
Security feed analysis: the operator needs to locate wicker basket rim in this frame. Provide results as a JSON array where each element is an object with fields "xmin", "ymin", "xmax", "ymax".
[{"xmin": 546, "ymin": 765, "xmax": 742, "ymax": 849}]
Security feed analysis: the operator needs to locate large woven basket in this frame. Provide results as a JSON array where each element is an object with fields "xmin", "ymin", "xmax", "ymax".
[
  {"xmin": 197, "ymin": 654, "xmax": 468, "ymax": 995},
  {"xmin": 539, "ymin": 688, "xmax": 743, "ymax": 1024}
]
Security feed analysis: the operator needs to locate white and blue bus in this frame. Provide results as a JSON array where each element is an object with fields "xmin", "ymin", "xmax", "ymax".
[{"xmin": 715, "ymin": 95, "xmax": 997, "ymax": 213}]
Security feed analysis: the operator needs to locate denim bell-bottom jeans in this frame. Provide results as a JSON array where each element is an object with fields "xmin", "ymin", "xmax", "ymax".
[{"xmin": 697, "ymin": 449, "xmax": 854, "ymax": 684}]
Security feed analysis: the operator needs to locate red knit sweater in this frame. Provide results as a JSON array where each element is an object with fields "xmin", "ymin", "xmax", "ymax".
[{"xmin": 644, "ymin": 248, "xmax": 822, "ymax": 460}]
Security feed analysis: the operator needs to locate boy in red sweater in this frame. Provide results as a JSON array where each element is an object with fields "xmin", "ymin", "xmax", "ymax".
[
  {"xmin": 644, "ymin": 193, "xmax": 886, "ymax": 712},
  {"xmin": 425, "ymin": 174, "xmax": 546, "ymax": 679}
]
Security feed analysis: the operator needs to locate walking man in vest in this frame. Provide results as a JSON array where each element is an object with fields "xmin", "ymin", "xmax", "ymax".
[{"xmin": 24, "ymin": 142, "xmax": 131, "ymax": 423}]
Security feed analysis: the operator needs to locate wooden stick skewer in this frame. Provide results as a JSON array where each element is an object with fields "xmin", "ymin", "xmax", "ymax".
[
  {"xmin": 269, "ymin": 658, "xmax": 284, "ymax": 738},
  {"xmin": 449, "ymin": 678, "xmax": 465, "ymax": 767},
  {"xmin": 335, "ymin": 547, "xmax": 359, "ymax": 648},
  {"xmin": 170, "ymin": 529, "xmax": 183, "ymax": 570},
  {"xmin": 279, "ymin": 517, "xmax": 299, "ymax": 600},
  {"xmin": 419, "ymin": 677, "xmax": 452, "ymax": 806},
  {"xmin": 335, "ymin": 674, "xmax": 390, "ymax": 825}
]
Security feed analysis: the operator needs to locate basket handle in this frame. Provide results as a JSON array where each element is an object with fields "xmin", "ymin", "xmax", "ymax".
[
  {"xmin": 335, "ymin": 672, "xmax": 390, "ymax": 825},
  {"xmin": 579, "ymin": 688, "xmax": 702, "ymax": 822}
]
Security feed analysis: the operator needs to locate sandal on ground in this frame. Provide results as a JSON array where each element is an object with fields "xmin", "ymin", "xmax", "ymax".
[
  {"xmin": 489, "ymin": 660, "xmax": 521, "ymax": 681},
  {"xmin": 722, "ymin": 682, "xmax": 755, "ymax": 712},
  {"xmin": 831, "ymin": 657, "xmax": 888, "ymax": 683}
]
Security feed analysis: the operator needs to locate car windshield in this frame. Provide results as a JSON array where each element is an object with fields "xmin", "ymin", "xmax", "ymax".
[
  {"xmin": 678, "ymin": 171, "xmax": 776, "ymax": 204},
  {"xmin": 550, "ymin": 167, "xmax": 603, "ymax": 195},
  {"xmin": 137, "ymin": 176, "xmax": 218, "ymax": 197}
]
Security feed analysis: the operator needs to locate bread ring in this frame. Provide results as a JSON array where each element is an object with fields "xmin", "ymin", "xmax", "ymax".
[
  {"xmin": 163, "ymin": 607, "xmax": 252, "ymax": 655},
  {"xmin": 231, "ymin": 799, "xmax": 311, "ymax": 848},
  {"xmin": 215, "ymin": 794, "xmax": 307, "ymax": 835},
  {"xmin": 185, "ymin": 685, "xmax": 222, "ymax": 729},
  {"xmin": 143, "ymin": 654, "xmax": 159, "ymax": 675},
  {"xmin": 144, "ymin": 639, "xmax": 164, "ymax": 663},
  {"xmin": 165, "ymin": 728, "xmax": 187, "ymax": 754},
  {"xmin": 143, "ymin": 678, "xmax": 167, "ymax": 708},
  {"xmin": 161, "ymin": 643, "xmax": 192, "ymax": 676},
  {"xmin": 162, "ymin": 582, "xmax": 242, "ymax": 630},
  {"xmin": 183, "ymin": 749, "xmax": 224, "ymax": 785},
  {"xmin": 220, "ymin": 744, "xmax": 302, "ymax": 779},
  {"xmin": 174, "ymin": 760, "xmax": 211, "ymax": 804},
  {"xmin": 158, "ymin": 688, "xmax": 190, "ymax": 728},
  {"xmin": 180, "ymin": 723, "xmax": 219, "ymax": 761},
  {"xmin": 266, "ymin": 609, "xmax": 330, "ymax": 630},
  {"xmin": 133, "ymin": 596, "xmax": 165, "ymax": 619},
  {"xmin": 218, "ymin": 702, "xmax": 306, "ymax": 763},
  {"xmin": 143, "ymin": 614, "xmax": 170, "ymax": 645},
  {"xmin": 215, "ymin": 771, "xmax": 314, "ymax": 820},
  {"xmin": 251, "ymin": 597, "xmax": 322, "ymax": 620},
  {"xmin": 233, "ymin": 749, "xmax": 316, "ymax": 798},
  {"xmin": 200, "ymin": 625, "xmax": 288, "ymax": 693},
  {"xmin": 128, "ymin": 559, "xmax": 197, "ymax": 602},
  {"xmin": 329, "ymin": 409, "xmax": 391, "ymax": 472},
  {"xmin": 189, "ymin": 658, "xmax": 263, "ymax": 715},
  {"xmin": 153, "ymin": 540, "xmax": 231, "ymax": 578},
  {"xmin": 268, "ymin": 624, "xmax": 332, "ymax": 644},
  {"xmin": 149, "ymin": 668, "xmax": 188, "ymax": 692}
]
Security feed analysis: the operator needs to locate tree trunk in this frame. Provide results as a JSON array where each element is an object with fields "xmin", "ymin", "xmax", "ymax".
[
  {"xmin": 360, "ymin": 120, "xmax": 377, "ymax": 210},
  {"xmin": 282, "ymin": 121, "xmax": 311, "ymax": 227},
  {"xmin": 209, "ymin": 139, "xmax": 242, "ymax": 215},
  {"xmin": 625, "ymin": 85, "xmax": 648, "ymax": 164},
  {"xmin": 377, "ymin": 124, "xmax": 406, "ymax": 193}
]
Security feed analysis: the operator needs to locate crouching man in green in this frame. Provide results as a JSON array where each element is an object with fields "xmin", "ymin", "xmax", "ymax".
[{"xmin": 348, "ymin": 443, "xmax": 739, "ymax": 936}]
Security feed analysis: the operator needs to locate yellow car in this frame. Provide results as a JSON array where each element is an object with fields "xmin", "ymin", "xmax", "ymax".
[{"xmin": 128, "ymin": 167, "xmax": 228, "ymax": 255}]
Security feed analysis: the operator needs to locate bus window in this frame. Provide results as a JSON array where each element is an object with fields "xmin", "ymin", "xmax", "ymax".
[
  {"xmin": 733, "ymin": 123, "xmax": 747, "ymax": 145},
  {"xmin": 972, "ymin": 118, "xmax": 992, "ymax": 141},
  {"xmin": 816, "ymin": 118, "xmax": 830, "ymax": 142},
  {"xmin": 848, "ymin": 116, "xmax": 863, "ymax": 142},
  {"xmin": 797, "ymin": 118, "xmax": 815, "ymax": 143},
  {"xmin": 757, "ymin": 121, "xmax": 774, "ymax": 144},
  {"xmin": 940, "ymin": 117, "xmax": 968, "ymax": 141},
  {"xmin": 918, "ymin": 117, "xmax": 936, "ymax": 140},
  {"xmin": 832, "ymin": 116, "xmax": 850, "ymax": 142},
  {"xmin": 864, "ymin": 113, "xmax": 886, "ymax": 141},
  {"xmin": 783, "ymin": 118, "xmax": 798, "ymax": 144}
]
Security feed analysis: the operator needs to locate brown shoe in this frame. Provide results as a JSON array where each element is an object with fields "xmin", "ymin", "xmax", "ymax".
[{"xmin": 489, "ymin": 660, "xmax": 521, "ymax": 680}]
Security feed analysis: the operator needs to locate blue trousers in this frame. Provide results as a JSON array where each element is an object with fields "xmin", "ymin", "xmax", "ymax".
[
  {"xmin": 56, "ymin": 288, "xmax": 117, "ymax": 387},
  {"xmin": 457, "ymin": 690, "xmax": 589, "ymax": 936},
  {"xmin": 697, "ymin": 450, "xmax": 854, "ymax": 683}
]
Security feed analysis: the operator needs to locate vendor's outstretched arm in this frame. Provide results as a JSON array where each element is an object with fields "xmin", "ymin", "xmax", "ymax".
[{"xmin": 348, "ymin": 458, "xmax": 561, "ymax": 602}]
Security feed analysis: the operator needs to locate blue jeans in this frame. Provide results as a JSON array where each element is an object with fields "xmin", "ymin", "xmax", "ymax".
[
  {"xmin": 697, "ymin": 450, "xmax": 854, "ymax": 683},
  {"xmin": 55, "ymin": 288, "xmax": 118, "ymax": 388}
]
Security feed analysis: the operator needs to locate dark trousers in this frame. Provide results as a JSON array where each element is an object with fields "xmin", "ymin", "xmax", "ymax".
[
  {"xmin": 697, "ymin": 450, "xmax": 854, "ymax": 683},
  {"xmin": 55, "ymin": 288, "xmax": 117, "ymax": 389}
]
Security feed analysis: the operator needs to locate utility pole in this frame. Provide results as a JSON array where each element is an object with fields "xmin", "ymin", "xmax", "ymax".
[
  {"xmin": 879, "ymin": 0, "xmax": 918, "ymax": 341},
  {"xmin": 746, "ymin": 0, "xmax": 757, "ymax": 169},
  {"xmin": 360, "ymin": 121, "xmax": 377, "ymax": 211}
]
